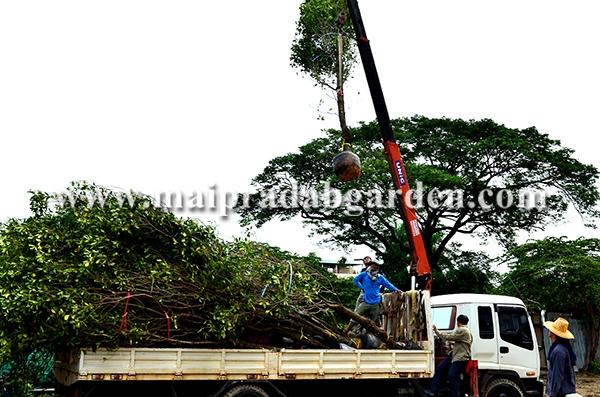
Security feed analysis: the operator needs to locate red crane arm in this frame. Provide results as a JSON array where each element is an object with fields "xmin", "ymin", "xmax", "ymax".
[{"xmin": 346, "ymin": 0, "xmax": 432, "ymax": 291}]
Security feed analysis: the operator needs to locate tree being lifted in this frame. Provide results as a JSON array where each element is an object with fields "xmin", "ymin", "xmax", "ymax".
[{"xmin": 291, "ymin": 0, "xmax": 361, "ymax": 182}]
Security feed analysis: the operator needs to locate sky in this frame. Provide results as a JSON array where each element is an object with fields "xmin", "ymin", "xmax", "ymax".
[{"xmin": 1, "ymin": 0, "xmax": 599, "ymax": 264}]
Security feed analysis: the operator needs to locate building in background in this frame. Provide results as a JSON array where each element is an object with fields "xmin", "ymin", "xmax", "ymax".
[{"xmin": 321, "ymin": 259, "xmax": 364, "ymax": 278}]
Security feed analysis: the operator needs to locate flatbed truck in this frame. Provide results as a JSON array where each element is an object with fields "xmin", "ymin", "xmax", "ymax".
[
  {"xmin": 55, "ymin": 291, "xmax": 436, "ymax": 397},
  {"xmin": 55, "ymin": 293, "xmax": 543, "ymax": 397}
]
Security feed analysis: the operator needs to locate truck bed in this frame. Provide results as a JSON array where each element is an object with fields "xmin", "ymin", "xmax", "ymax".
[{"xmin": 55, "ymin": 347, "xmax": 434, "ymax": 385}]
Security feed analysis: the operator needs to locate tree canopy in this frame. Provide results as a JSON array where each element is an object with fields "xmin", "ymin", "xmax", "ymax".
[
  {"xmin": 291, "ymin": 0, "xmax": 355, "ymax": 90},
  {"xmin": 499, "ymin": 237, "xmax": 600, "ymax": 368},
  {"xmin": 238, "ymin": 116, "xmax": 599, "ymax": 275}
]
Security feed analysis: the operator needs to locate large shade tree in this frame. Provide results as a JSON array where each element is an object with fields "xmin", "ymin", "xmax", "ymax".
[
  {"xmin": 499, "ymin": 237, "xmax": 600, "ymax": 369},
  {"xmin": 237, "ymin": 116, "xmax": 599, "ymax": 278}
]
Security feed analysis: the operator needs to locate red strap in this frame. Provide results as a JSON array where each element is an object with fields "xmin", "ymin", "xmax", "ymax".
[
  {"xmin": 164, "ymin": 311, "xmax": 171, "ymax": 340},
  {"xmin": 119, "ymin": 291, "xmax": 132, "ymax": 332}
]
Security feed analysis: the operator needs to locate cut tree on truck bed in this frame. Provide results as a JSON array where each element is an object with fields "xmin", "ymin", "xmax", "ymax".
[{"xmin": 55, "ymin": 291, "xmax": 435, "ymax": 397}]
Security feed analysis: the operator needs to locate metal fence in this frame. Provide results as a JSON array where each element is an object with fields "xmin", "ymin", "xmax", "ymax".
[{"xmin": 540, "ymin": 312, "xmax": 600, "ymax": 370}]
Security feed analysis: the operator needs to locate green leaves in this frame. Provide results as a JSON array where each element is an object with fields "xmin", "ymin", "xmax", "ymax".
[
  {"xmin": 0, "ymin": 182, "xmax": 349, "ymax": 388},
  {"xmin": 291, "ymin": 0, "xmax": 356, "ymax": 88},
  {"xmin": 500, "ymin": 237, "xmax": 600, "ymax": 314},
  {"xmin": 499, "ymin": 238, "xmax": 600, "ymax": 367},
  {"xmin": 1, "ymin": 183, "xmax": 219, "ymax": 358},
  {"xmin": 238, "ymin": 116, "xmax": 599, "ymax": 275}
]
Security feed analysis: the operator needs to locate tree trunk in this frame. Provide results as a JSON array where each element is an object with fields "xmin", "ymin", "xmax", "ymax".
[
  {"xmin": 336, "ymin": 22, "xmax": 351, "ymax": 145},
  {"xmin": 325, "ymin": 302, "xmax": 403, "ymax": 349},
  {"xmin": 584, "ymin": 305, "xmax": 600, "ymax": 370}
]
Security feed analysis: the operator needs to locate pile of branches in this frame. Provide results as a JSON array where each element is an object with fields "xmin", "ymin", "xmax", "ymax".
[{"xmin": 0, "ymin": 183, "xmax": 397, "ymax": 367}]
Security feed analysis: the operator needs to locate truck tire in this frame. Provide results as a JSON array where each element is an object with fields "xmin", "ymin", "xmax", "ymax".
[
  {"xmin": 222, "ymin": 384, "xmax": 270, "ymax": 397},
  {"xmin": 483, "ymin": 378, "xmax": 524, "ymax": 397}
]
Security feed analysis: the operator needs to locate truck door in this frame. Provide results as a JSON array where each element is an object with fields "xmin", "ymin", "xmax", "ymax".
[
  {"xmin": 473, "ymin": 305, "xmax": 499, "ymax": 370},
  {"xmin": 496, "ymin": 305, "xmax": 538, "ymax": 377}
]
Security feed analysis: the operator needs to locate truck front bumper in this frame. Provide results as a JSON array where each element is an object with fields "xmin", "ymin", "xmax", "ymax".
[{"xmin": 523, "ymin": 378, "xmax": 544, "ymax": 396}]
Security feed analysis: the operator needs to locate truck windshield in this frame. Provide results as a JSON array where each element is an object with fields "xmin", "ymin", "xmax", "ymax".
[{"xmin": 432, "ymin": 306, "xmax": 456, "ymax": 330}]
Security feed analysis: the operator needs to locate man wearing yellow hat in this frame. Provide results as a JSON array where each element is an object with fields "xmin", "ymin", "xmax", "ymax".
[{"xmin": 544, "ymin": 317, "xmax": 577, "ymax": 397}]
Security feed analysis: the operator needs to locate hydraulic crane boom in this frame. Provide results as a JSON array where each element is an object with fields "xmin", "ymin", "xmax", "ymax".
[{"xmin": 346, "ymin": 0, "xmax": 431, "ymax": 291}]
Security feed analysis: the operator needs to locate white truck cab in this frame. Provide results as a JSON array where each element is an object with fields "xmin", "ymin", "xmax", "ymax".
[{"xmin": 431, "ymin": 294, "xmax": 544, "ymax": 397}]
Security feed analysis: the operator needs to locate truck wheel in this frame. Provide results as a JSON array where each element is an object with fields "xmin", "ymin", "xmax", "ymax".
[
  {"xmin": 483, "ymin": 378, "xmax": 524, "ymax": 397},
  {"xmin": 222, "ymin": 384, "xmax": 270, "ymax": 397}
]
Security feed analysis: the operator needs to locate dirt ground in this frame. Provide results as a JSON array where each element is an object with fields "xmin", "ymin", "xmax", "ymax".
[
  {"xmin": 542, "ymin": 372, "xmax": 600, "ymax": 396},
  {"xmin": 575, "ymin": 372, "xmax": 600, "ymax": 397}
]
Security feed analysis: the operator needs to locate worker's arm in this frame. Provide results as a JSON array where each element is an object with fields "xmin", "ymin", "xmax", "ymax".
[
  {"xmin": 353, "ymin": 272, "xmax": 365, "ymax": 289},
  {"xmin": 438, "ymin": 327, "xmax": 471, "ymax": 343},
  {"xmin": 379, "ymin": 275, "xmax": 398, "ymax": 292}
]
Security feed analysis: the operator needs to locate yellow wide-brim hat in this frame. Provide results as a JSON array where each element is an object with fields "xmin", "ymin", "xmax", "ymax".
[{"xmin": 544, "ymin": 317, "xmax": 575, "ymax": 340}]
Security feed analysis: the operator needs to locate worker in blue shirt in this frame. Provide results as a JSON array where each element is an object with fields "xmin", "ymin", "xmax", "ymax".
[
  {"xmin": 544, "ymin": 317, "xmax": 577, "ymax": 397},
  {"xmin": 348, "ymin": 262, "xmax": 400, "ymax": 337},
  {"xmin": 353, "ymin": 256, "xmax": 373, "ymax": 310}
]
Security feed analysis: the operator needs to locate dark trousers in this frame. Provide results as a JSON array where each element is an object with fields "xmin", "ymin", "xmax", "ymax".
[
  {"xmin": 430, "ymin": 355, "xmax": 467, "ymax": 397},
  {"xmin": 348, "ymin": 302, "xmax": 380, "ymax": 337}
]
